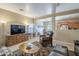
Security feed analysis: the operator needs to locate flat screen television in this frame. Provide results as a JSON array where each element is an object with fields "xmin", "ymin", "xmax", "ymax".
[{"xmin": 11, "ymin": 25, "xmax": 25, "ymax": 35}]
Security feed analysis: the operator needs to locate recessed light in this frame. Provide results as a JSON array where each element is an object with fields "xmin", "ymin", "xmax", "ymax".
[{"xmin": 19, "ymin": 9, "xmax": 24, "ymax": 11}]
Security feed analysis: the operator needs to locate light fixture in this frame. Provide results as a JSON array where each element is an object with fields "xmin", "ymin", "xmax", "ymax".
[
  {"xmin": 0, "ymin": 20, "xmax": 6, "ymax": 23},
  {"xmin": 19, "ymin": 9, "xmax": 24, "ymax": 11}
]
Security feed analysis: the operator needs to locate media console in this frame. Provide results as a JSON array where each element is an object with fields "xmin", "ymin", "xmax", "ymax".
[{"xmin": 5, "ymin": 34, "xmax": 28, "ymax": 47}]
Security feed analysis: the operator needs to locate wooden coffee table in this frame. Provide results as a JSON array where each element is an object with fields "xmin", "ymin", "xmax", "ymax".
[{"xmin": 19, "ymin": 43, "xmax": 40, "ymax": 56}]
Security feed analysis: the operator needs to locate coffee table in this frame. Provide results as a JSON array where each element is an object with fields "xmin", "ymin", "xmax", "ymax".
[{"xmin": 19, "ymin": 43, "xmax": 40, "ymax": 56}]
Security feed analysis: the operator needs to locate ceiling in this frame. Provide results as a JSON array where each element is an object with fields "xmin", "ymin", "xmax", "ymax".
[
  {"xmin": 56, "ymin": 3, "xmax": 79, "ymax": 13},
  {"xmin": 0, "ymin": 3, "xmax": 55, "ymax": 18},
  {"xmin": 56, "ymin": 13, "xmax": 79, "ymax": 21},
  {"xmin": 0, "ymin": 3, "xmax": 79, "ymax": 20},
  {"xmin": 55, "ymin": 3, "xmax": 79, "ymax": 21}
]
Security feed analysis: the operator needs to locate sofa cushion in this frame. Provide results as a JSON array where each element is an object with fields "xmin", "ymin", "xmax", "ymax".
[{"xmin": 0, "ymin": 46, "xmax": 13, "ymax": 56}]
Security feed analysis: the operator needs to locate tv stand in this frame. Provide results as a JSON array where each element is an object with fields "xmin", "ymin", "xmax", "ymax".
[{"xmin": 5, "ymin": 34, "xmax": 28, "ymax": 47}]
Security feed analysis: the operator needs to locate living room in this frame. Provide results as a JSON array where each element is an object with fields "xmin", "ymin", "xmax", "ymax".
[{"xmin": 0, "ymin": 3, "xmax": 79, "ymax": 56}]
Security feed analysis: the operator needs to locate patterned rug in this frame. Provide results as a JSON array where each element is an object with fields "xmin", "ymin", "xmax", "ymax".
[
  {"xmin": 12, "ymin": 41, "xmax": 69, "ymax": 56},
  {"xmin": 13, "ymin": 45, "xmax": 69, "ymax": 56},
  {"xmin": 13, "ymin": 47, "xmax": 53, "ymax": 56}
]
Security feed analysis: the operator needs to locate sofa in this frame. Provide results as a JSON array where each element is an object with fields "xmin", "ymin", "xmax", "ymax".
[
  {"xmin": 49, "ymin": 45, "xmax": 69, "ymax": 56},
  {"xmin": 0, "ymin": 46, "xmax": 13, "ymax": 56}
]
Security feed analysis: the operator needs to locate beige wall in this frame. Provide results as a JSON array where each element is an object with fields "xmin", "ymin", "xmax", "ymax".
[
  {"xmin": 0, "ymin": 8, "xmax": 33, "ymax": 47},
  {"xmin": 53, "ymin": 30, "xmax": 79, "ymax": 51}
]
